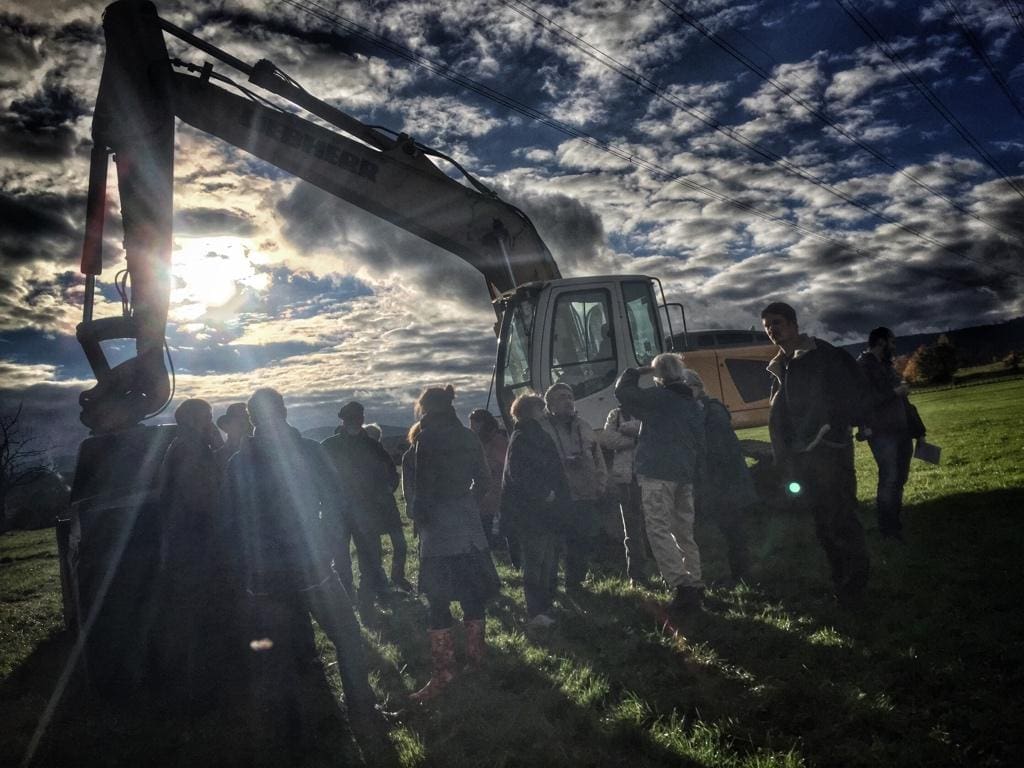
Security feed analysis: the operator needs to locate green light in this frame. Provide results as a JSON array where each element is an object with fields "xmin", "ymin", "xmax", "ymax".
[{"xmin": 787, "ymin": 481, "xmax": 802, "ymax": 495}]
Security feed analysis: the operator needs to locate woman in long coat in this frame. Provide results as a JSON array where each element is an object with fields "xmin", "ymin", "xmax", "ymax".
[{"xmin": 402, "ymin": 385, "xmax": 500, "ymax": 702}]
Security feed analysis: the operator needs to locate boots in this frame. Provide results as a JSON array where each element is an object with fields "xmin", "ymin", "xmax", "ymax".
[
  {"xmin": 464, "ymin": 619, "xmax": 486, "ymax": 672},
  {"xmin": 409, "ymin": 628, "xmax": 456, "ymax": 703}
]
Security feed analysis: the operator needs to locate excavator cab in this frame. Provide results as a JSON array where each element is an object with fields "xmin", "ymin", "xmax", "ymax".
[{"xmin": 495, "ymin": 276, "xmax": 672, "ymax": 429}]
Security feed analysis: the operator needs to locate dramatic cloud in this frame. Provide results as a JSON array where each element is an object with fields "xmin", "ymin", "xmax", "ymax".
[{"xmin": 0, "ymin": 0, "xmax": 1021, "ymax": 442}]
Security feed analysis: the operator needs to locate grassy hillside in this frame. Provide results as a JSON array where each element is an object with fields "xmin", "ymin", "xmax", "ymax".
[{"xmin": 2, "ymin": 379, "xmax": 1022, "ymax": 767}]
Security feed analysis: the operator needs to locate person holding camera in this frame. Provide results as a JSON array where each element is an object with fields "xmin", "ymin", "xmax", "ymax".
[{"xmin": 614, "ymin": 354, "xmax": 707, "ymax": 613}]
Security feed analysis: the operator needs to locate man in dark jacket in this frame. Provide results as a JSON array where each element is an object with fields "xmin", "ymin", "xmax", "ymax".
[
  {"xmin": 321, "ymin": 401, "xmax": 396, "ymax": 612},
  {"xmin": 615, "ymin": 353, "xmax": 707, "ymax": 612},
  {"xmin": 762, "ymin": 302, "xmax": 869, "ymax": 607},
  {"xmin": 157, "ymin": 398, "xmax": 229, "ymax": 704},
  {"xmin": 500, "ymin": 393, "xmax": 571, "ymax": 626},
  {"xmin": 222, "ymin": 388, "xmax": 382, "ymax": 730},
  {"xmin": 857, "ymin": 326, "xmax": 916, "ymax": 541}
]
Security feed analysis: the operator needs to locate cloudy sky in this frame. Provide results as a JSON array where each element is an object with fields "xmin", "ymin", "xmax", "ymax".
[{"xmin": 1, "ymin": 0, "xmax": 1022, "ymax": 455}]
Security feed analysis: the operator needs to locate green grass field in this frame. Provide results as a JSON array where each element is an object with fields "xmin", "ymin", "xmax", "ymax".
[{"xmin": 2, "ymin": 379, "xmax": 1022, "ymax": 767}]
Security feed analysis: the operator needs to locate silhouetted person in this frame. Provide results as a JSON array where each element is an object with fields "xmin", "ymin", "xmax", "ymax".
[
  {"xmin": 156, "ymin": 398, "xmax": 231, "ymax": 707},
  {"xmin": 500, "ymin": 393, "xmax": 570, "ymax": 627},
  {"xmin": 614, "ymin": 354, "xmax": 707, "ymax": 613},
  {"xmin": 403, "ymin": 385, "xmax": 499, "ymax": 703},
  {"xmin": 364, "ymin": 421, "xmax": 414, "ymax": 592},
  {"xmin": 857, "ymin": 326, "xmax": 919, "ymax": 541},
  {"xmin": 321, "ymin": 401, "xmax": 395, "ymax": 613},
  {"xmin": 762, "ymin": 301, "xmax": 869, "ymax": 607},
  {"xmin": 214, "ymin": 402, "xmax": 253, "ymax": 471},
  {"xmin": 681, "ymin": 369, "xmax": 754, "ymax": 584},
  {"xmin": 222, "ymin": 388, "xmax": 383, "ymax": 731}
]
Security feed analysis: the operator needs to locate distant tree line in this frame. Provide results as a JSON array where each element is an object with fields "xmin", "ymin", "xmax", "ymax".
[{"xmin": 894, "ymin": 335, "xmax": 1023, "ymax": 386}]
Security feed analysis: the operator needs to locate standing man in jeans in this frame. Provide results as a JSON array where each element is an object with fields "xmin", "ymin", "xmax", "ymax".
[
  {"xmin": 761, "ymin": 302, "xmax": 870, "ymax": 607},
  {"xmin": 857, "ymin": 326, "xmax": 917, "ymax": 541},
  {"xmin": 614, "ymin": 353, "xmax": 706, "ymax": 613}
]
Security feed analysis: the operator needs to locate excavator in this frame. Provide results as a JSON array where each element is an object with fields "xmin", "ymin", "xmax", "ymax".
[{"xmin": 60, "ymin": 0, "xmax": 773, "ymax": 688}]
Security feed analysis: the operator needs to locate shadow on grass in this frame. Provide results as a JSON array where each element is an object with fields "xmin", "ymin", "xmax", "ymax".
[
  {"xmin": 545, "ymin": 486, "xmax": 1024, "ymax": 768},
  {"xmin": 1, "ymin": 616, "xmax": 391, "ymax": 767},
  {"xmin": 367, "ymin": 582, "xmax": 716, "ymax": 767},
  {"xmin": 5, "ymin": 488, "xmax": 1021, "ymax": 767}
]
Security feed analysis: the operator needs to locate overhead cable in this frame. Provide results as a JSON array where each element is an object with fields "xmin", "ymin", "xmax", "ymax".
[
  {"xmin": 503, "ymin": 0, "xmax": 1022, "ymax": 277},
  {"xmin": 276, "ymin": 0, "xmax": 1015, "ymax": 290},
  {"xmin": 658, "ymin": 0, "xmax": 1021, "ymax": 242},
  {"xmin": 1005, "ymin": 0, "xmax": 1024, "ymax": 40},
  {"xmin": 836, "ymin": 0, "xmax": 1024, "ymax": 201},
  {"xmin": 942, "ymin": 0, "xmax": 1024, "ymax": 119}
]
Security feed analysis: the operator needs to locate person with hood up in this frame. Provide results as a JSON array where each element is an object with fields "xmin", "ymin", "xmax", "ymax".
[
  {"xmin": 614, "ymin": 354, "xmax": 707, "ymax": 613},
  {"xmin": 541, "ymin": 383, "xmax": 608, "ymax": 593},
  {"xmin": 222, "ymin": 388, "xmax": 383, "ymax": 733},
  {"xmin": 402, "ymin": 385, "xmax": 500, "ymax": 703},
  {"xmin": 500, "ymin": 393, "xmax": 571, "ymax": 628}
]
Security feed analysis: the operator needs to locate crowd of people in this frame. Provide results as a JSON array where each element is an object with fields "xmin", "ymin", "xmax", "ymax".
[{"xmin": 153, "ymin": 300, "xmax": 923, "ymax": 737}]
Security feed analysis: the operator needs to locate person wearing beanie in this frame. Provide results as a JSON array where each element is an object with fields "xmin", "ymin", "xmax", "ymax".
[{"xmin": 402, "ymin": 385, "xmax": 499, "ymax": 703}]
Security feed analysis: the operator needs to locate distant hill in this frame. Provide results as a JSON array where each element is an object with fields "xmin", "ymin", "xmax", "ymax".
[{"xmin": 842, "ymin": 316, "xmax": 1024, "ymax": 364}]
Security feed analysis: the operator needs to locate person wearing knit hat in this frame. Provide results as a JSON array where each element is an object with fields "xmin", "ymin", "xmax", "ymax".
[{"xmin": 402, "ymin": 385, "xmax": 499, "ymax": 703}]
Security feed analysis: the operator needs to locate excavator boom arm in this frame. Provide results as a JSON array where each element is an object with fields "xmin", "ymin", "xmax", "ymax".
[{"xmin": 79, "ymin": 0, "xmax": 559, "ymax": 432}]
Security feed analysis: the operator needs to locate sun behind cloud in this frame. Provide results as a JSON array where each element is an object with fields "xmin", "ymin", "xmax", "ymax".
[{"xmin": 170, "ymin": 237, "xmax": 269, "ymax": 321}]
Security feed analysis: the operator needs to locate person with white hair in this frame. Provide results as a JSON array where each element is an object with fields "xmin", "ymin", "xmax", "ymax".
[
  {"xmin": 614, "ymin": 354, "xmax": 707, "ymax": 613},
  {"xmin": 680, "ymin": 368, "xmax": 755, "ymax": 584}
]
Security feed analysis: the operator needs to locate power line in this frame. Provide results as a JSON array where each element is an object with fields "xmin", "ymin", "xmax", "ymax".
[
  {"xmin": 273, "ymin": 0, "xmax": 1016, "ymax": 290},
  {"xmin": 658, "ymin": 0, "xmax": 1022, "ymax": 243},
  {"xmin": 835, "ymin": 0, "xmax": 1024, "ymax": 201},
  {"xmin": 1005, "ymin": 0, "xmax": 1024, "ymax": 40},
  {"xmin": 942, "ymin": 0, "xmax": 1024, "ymax": 119},
  {"xmin": 501, "ymin": 0, "xmax": 1022, "ymax": 278}
]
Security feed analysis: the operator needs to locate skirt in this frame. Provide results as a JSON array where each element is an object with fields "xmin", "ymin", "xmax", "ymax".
[{"xmin": 418, "ymin": 547, "xmax": 501, "ymax": 605}]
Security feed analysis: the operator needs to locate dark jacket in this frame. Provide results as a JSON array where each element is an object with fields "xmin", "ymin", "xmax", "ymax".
[
  {"xmin": 403, "ymin": 408, "xmax": 490, "ymax": 558},
  {"xmin": 614, "ymin": 367, "xmax": 706, "ymax": 484},
  {"xmin": 500, "ymin": 418, "xmax": 571, "ymax": 536},
  {"xmin": 856, "ymin": 351, "xmax": 909, "ymax": 435},
  {"xmin": 767, "ymin": 336, "xmax": 867, "ymax": 461},
  {"xmin": 696, "ymin": 396, "xmax": 758, "ymax": 515},
  {"xmin": 158, "ymin": 427, "xmax": 223, "ymax": 590},
  {"xmin": 321, "ymin": 428, "xmax": 399, "ymax": 534},
  {"xmin": 223, "ymin": 422, "xmax": 344, "ymax": 594}
]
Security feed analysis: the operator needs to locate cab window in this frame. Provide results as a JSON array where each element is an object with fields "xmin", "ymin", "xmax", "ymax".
[
  {"xmin": 501, "ymin": 300, "xmax": 534, "ymax": 394},
  {"xmin": 549, "ymin": 289, "xmax": 617, "ymax": 399},
  {"xmin": 622, "ymin": 281, "xmax": 662, "ymax": 366}
]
